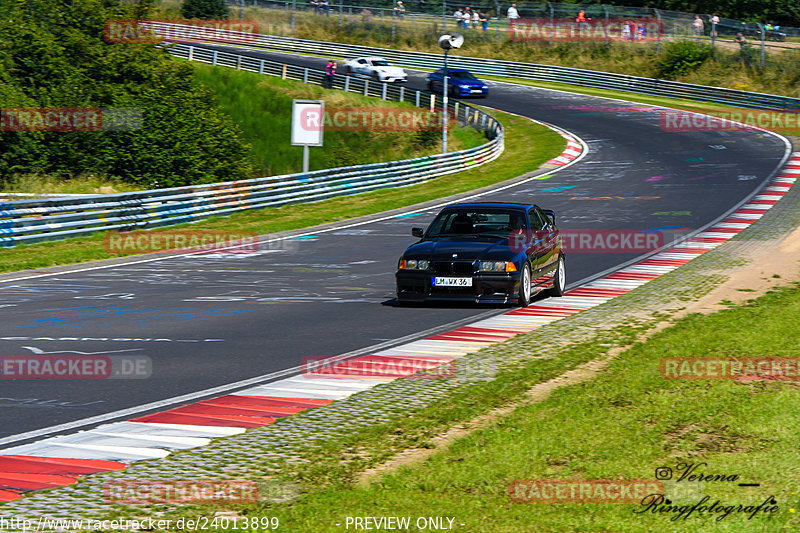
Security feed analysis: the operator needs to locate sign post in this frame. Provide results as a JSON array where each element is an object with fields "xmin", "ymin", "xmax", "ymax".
[{"xmin": 291, "ymin": 100, "xmax": 324, "ymax": 172}]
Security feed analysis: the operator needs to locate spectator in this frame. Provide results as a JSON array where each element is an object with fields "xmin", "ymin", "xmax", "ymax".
[
  {"xmin": 472, "ymin": 10, "xmax": 480, "ymax": 29},
  {"xmin": 394, "ymin": 0, "xmax": 405, "ymax": 19},
  {"xmin": 692, "ymin": 15, "xmax": 704, "ymax": 37},
  {"xmin": 319, "ymin": 0, "xmax": 329, "ymax": 16},
  {"xmin": 576, "ymin": 8, "xmax": 590, "ymax": 24},
  {"xmin": 479, "ymin": 11, "xmax": 488, "ymax": 32},
  {"xmin": 622, "ymin": 19, "xmax": 631, "ymax": 40},
  {"xmin": 454, "ymin": 8, "xmax": 464, "ymax": 28},
  {"xmin": 638, "ymin": 23, "xmax": 646, "ymax": 39},
  {"xmin": 734, "ymin": 32, "xmax": 747, "ymax": 48},
  {"xmin": 464, "ymin": 7, "xmax": 471, "ymax": 29},
  {"xmin": 507, "ymin": 3, "xmax": 519, "ymax": 29},
  {"xmin": 710, "ymin": 13, "xmax": 719, "ymax": 38},
  {"xmin": 324, "ymin": 59, "xmax": 336, "ymax": 89},
  {"xmin": 310, "ymin": 0, "xmax": 320, "ymax": 14}
]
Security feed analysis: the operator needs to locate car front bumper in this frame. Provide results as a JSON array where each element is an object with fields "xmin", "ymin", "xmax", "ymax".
[{"xmin": 396, "ymin": 270, "xmax": 521, "ymax": 304}]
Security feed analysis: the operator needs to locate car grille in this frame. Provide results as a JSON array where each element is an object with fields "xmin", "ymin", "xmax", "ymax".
[{"xmin": 432, "ymin": 261, "xmax": 475, "ymax": 276}]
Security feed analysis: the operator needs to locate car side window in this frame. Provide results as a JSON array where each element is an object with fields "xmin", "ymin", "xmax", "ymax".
[
  {"xmin": 535, "ymin": 207, "xmax": 553, "ymax": 228},
  {"xmin": 528, "ymin": 209, "xmax": 546, "ymax": 230}
]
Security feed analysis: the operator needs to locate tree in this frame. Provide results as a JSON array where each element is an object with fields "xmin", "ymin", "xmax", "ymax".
[
  {"xmin": 181, "ymin": 0, "xmax": 230, "ymax": 20},
  {"xmin": 0, "ymin": 0, "xmax": 252, "ymax": 187}
]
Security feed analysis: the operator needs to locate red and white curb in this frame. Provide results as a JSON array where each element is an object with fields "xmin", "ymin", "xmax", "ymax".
[
  {"xmin": 0, "ymin": 145, "xmax": 794, "ymax": 503},
  {"xmin": 544, "ymin": 132, "xmax": 582, "ymax": 167}
]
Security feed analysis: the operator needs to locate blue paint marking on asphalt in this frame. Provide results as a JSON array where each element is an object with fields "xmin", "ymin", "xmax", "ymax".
[
  {"xmin": 540, "ymin": 186, "xmax": 577, "ymax": 193},
  {"xmin": 15, "ymin": 306, "xmax": 251, "ymax": 328},
  {"xmin": 290, "ymin": 236, "xmax": 318, "ymax": 239},
  {"xmin": 641, "ymin": 225, "xmax": 688, "ymax": 233},
  {"xmin": 394, "ymin": 213, "xmax": 423, "ymax": 218},
  {"xmin": 686, "ymin": 157, "xmax": 704, "ymax": 161}
]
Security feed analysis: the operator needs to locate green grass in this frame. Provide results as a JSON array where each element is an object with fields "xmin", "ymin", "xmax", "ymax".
[
  {"xmin": 0, "ymin": 109, "xmax": 563, "ymax": 273},
  {"xmin": 212, "ymin": 283, "xmax": 800, "ymax": 532},
  {"xmin": 191, "ymin": 63, "xmax": 486, "ymax": 176}
]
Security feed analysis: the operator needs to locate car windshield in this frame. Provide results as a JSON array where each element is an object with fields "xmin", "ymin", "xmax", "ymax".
[
  {"xmin": 372, "ymin": 60, "xmax": 390, "ymax": 66},
  {"xmin": 426, "ymin": 210, "xmax": 527, "ymax": 239},
  {"xmin": 451, "ymin": 71, "xmax": 478, "ymax": 80}
]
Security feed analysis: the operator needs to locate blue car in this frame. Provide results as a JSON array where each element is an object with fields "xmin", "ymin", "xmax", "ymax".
[
  {"xmin": 395, "ymin": 202, "xmax": 565, "ymax": 306},
  {"xmin": 427, "ymin": 69, "xmax": 488, "ymax": 98}
]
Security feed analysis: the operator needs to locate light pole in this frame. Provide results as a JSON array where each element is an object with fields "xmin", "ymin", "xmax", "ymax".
[{"xmin": 438, "ymin": 33, "xmax": 463, "ymax": 154}]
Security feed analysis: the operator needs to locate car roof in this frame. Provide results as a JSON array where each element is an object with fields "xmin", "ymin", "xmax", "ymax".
[{"xmin": 440, "ymin": 202, "xmax": 535, "ymax": 211}]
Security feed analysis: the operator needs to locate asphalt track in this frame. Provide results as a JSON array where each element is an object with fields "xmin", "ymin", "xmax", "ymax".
[{"xmin": 0, "ymin": 45, "xmax": 789, "ymax": 444}]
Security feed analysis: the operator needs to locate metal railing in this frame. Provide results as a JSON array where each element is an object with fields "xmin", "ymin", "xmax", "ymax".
[
  {"xmin": 0, "ymin": 43, "xmax": 503, "ymax": 247},
  {"xmin": 155, "ymin": 24, "xmax": 800, "ymax": 111}
]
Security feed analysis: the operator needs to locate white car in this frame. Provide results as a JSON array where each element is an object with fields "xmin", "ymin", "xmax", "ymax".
[{"xmin": 343, "ymin": 57, "xmax": 407, "ymax": 83}]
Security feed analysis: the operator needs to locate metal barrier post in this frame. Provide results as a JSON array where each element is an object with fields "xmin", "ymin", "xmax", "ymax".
[
  {"xmin": 291, "ymin": 0, "xmax": 296, "ymax": 28},
  {"xmin": 339, "ymin": 1, "xmax": 343, "ymax": 27},
  {"xmin": 655, "ymin": 9, "xmax": 662, "ymax": 53},
  {"xmin": 382, "ymin": 82, "xmax": 387, "ymax": 99},
  {"xmin": 344, "ymin": 75, "xmax": 350, "ymax": 91},
  {"xmin": 188, "ymin": 45, "xmax": 194, "ymax": 61},
  {"xmin": 212, "ymin": 50, "xmax": 218, "ymax": 65},
  {"xmin": 759, "ymin": 23, "xmax": 766, "ymax": 67},
  {"xmin": 303, "ymin": 67, "xmax": 308, "ymax": 83},
  {"xmin": 392, "ymin": 9, "xmax": 396, "ymax": 40}
]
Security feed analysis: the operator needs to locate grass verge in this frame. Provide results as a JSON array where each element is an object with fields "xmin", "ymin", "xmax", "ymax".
[
  {"xmin": 213, "ymin": 282, "xmax": 800, "ymax": 532},
  {"xmin": 0, "ymin": 109, "xmax": 563, "ymax": 274},
  {"xmin": 190, "ymin": 63, "xmax": 486, "ymax": 175}
]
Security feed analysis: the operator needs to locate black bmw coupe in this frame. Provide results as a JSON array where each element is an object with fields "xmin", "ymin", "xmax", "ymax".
[{"xmin": 395, "ymin": 202, "xmax": 565, "ymax": 306}]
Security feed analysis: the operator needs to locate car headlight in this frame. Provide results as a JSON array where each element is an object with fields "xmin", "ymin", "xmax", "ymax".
[
  {"xmin": 478, "ymin": 261, "xmax": 517, "ymax": 272},
  {"xmin": 459, "ymin": 84, "xmax": 471, "ymax": 88},
  {"xmin": 399, "ymin": 259, "xmax": 430, "ymax": 270}
]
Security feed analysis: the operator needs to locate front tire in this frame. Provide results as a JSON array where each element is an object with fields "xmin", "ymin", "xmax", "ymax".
[
  {"xmin": 549, "ymin": 256, "xmax": 566, "ymax": 297},
  {"xmin": 517, "ymin": 262, "xmax": 532, "ymax": 307},
  {"xmin": 372, "ymin": 71, "xmax": 380, "ymax": 81},
  {"xmin": 344, "ymin": 66, "xmax": 353, "ymax": 75}
]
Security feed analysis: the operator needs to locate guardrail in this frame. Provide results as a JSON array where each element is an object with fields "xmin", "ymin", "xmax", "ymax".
[
  {"xmin": 165, "ymin": 25, "xmax": 800, "ymax": 111},
  {"xmin": 0, "ymin": 44, "xmax": 503, "ymax": 247}
]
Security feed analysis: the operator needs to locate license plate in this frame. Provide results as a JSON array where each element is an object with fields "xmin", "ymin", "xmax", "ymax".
[
  {"xmin": 432, "ymin": 277, "xmax": 472, "ymax": 287},
  {"xmin": 470, "ymin": 89, "xmax": 484, "ymax": 93}
]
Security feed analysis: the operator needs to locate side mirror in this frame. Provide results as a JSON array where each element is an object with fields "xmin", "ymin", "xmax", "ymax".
[
  {"xmin": 412, "ymin": 227, "xmax": 424, "ymax": 238},
  {"xmin": 542, "ymin": 209, "xmax": 556, "ymax": 227}
]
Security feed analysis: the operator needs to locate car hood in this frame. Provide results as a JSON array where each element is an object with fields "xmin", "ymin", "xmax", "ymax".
[
  {"xmin": 404, "ymin": 239, "xmax": 514, "ymax": 261},
  {"xmin": 375, "ymin": 66, "xmax": 406, "ymax": 75},
  {"xmin": 452, "ymin": 78, "xmax": 486, "ymax": 87}
]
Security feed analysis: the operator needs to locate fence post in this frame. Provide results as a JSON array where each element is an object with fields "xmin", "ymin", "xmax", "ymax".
[
  {"xmin": 381, "ymin": 82, "xmax": 387, "ymax": 99},
  {"xmin": 344, "ymin": 75, "xmax": 350, "ymax": 92},
  {"xmin": 212, "ymin": 50, "xmax": 218, "ymax": 65},
  {"xmin": 236, "ymin": 55, "xmax": 242, "ymax": 70},
  {"xmin": 655, "ymin": 9, "xmax": 662, "ymax": 53},
  {"xmin": 495, "ymin": 1, "xmax": 500, "ymax": 41},
  {"xmin": 604, "ymin": 6, "xmax": 609, "ymax": 46},
  {"xmin": 339, "ymin": 1, "xmax": 343, "ymax": 27},
  {"xmin": 364, "ymin": 80, "xmax": 369, "ymax": 95},
  {"xmin": 281, "ymin": 63, "xmax": 286, "ymax": 78},
  {"xmin": 392, "ymin": 9, "xmax": 396, "ymax": 41},
  {"xmin": 758, "ymin": 23, "xmax": 765, "ymax": 67},
  {"xmin": 291, "ymin": 0, "xmax": 296, "ymax": 28},
  {"xmin": 399, "ymin": 85, "xmax": 405, "ymax": 101},
  {"xmin": 415, "ymin": 90, "xmax": 420, "ymax": 107},
  {"xmin": 188, "ymin": 45, "xmax": 194, "ymax": 61},
  {"xmin": 303, "ymin": 67, "xmax": 308, "ymax": 83}
]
